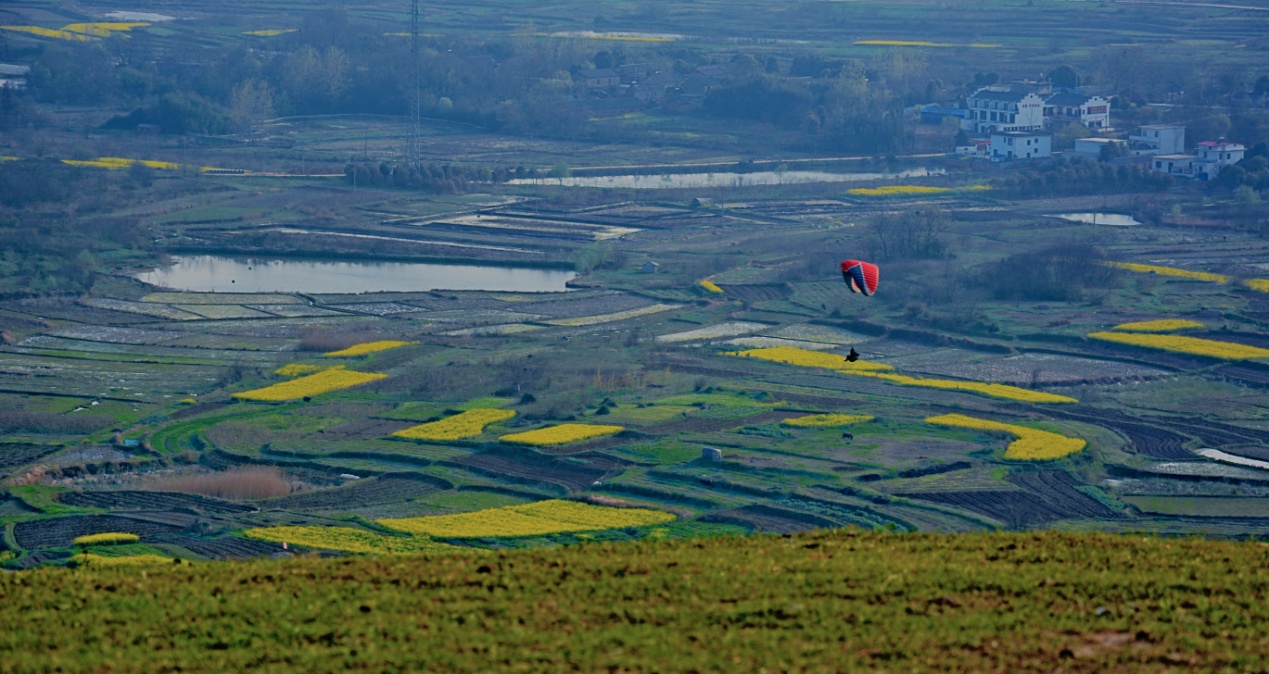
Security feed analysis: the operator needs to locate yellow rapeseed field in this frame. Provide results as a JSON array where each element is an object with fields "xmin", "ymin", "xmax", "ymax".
[
  {"xmin": 244, "ymin": 526, "xmax": 462, "ymax": 554},
  {"xmin": 1104, "ymin": 261, "xmax": 1229, "ymax": 283},
  {"xmin": 782, "ymin": 413, "xmax": 874, "ymax": 428},
  {"xmin": 500, "ymin": 423, "xmax": 624, "ymax": 445},
  {"xmin": 848, "ymin": 185, "xmax": 952, "ymax": 196},
  {"xmin": 729, "ymin": 346, "xmax": 894, "ymax": 372},
  {"xmin": 379, "ymin": 499, "xmax": 675, "ymax": 538},
  {"xmin": 63, "ymin": 22, "xmax": 149, "ymax": 36},
  {"xmin": 856, "ymin": 371, "xmax": 1078, "ymax": 403},
  {"xmin": 232, "ymin": 367, "xmax": 388, "ymax": 401},
  {"xmin": 323, "ymin": 340, "xmax": 417, "ymax": 357},
  {"xmin": 73, "ymin": 533, "xmax": 139, "ymax": 546},
  {"xmin": 699, "ymin": 280, "xmax": 724, "ymax": 294},
  {"xmin": 1089, "ymin": 331, "xmax": 1269, "ymax": 360},
  {"xmin": 62, "ymin": 157, "xmax": 191, "ymax": 171},
  {"xmin": 1244, "ymin": 279, "xmax": 1269, "ymax": 293},
  {"xmin": 1112, "ymin": 319, "xmax": 1205, "ymax": 333},
  {"xmin": 243, "ymin": 29, "xmax": 297, "ymax": 36},
  {"xmin": 78, "ymin": 554, "xmax": 178, "ymax": 566},
  {"xmin": 926, "ymin": 413, "xmax": 1086, "ymax": 461},
  {"xmin": 392, "ymin": 409, "xmax": 516, "ymax": 441},
  {"xmin": 728, "ymin": 347, "xmax": 1074, "ymax": 403},
  {"xmin": 0, "ymin": 26, "xmax": 93, "ymax": 40},
  {"xmin": 274, "ymin": 363, "xmax": 324, "ymax": 377}
]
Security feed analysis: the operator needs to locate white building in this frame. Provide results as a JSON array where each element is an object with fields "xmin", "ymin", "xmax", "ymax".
[
  {"xmin": 1074, "ymin": 137, "xmax": 1127, "ymax": 159},
  {"xmin": 1043, "ymin": 92, "xmax": 1110, "ymax": 131},
  {"xmin": 1130, "ymin": 125, "xmax": 1185, "ymax": 155},
  {"xmin": 1193, "ymin": 141, "xmax": 1245, "ymax": 180},
  {"xmin": 1151, "ymin": 154, "xmax": 1194, "ymax": 177},
  {"xmin": 962, "ymin": 87, "xmax": 1046, "ymax": 134},
  {"xmin": 990, "ymin": 131, "xmax": 1052, "ymax": 160}
]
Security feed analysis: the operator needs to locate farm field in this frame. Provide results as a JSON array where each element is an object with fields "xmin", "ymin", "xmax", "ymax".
[
  {"xmin": 8, "ymin": 180, "xmax": 1269, "ymax": 565},
  {"xmin": 4, "ymin": 0, "xmax": 1269, "ymax": 571}
]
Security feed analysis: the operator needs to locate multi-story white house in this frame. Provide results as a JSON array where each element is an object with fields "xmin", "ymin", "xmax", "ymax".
[
  {"xmin": 962, "ymin": 86, "xmax": 1110, "ymax": 135},
  {"xmin": 1193, "ymin": 141, "xmax": 1245, "ymax": 180},
  {"xmin": 962, "ymin": 87, "xmax": 1046, "ymax": 134},
  {"xmin": 990, "ymin": 131, "xmax": 1052, "ymax": 160},
  {"xmin": 1149, "ymin": 140, "xmax": 1244, "ymax": 180},
  {"xmin": 1042, "ymin": 92, "xmax": 1110, "ymax": 131},
  {"xmin": 1130, "ymin": 125, "xmax": 1186, "ymax": 155}
]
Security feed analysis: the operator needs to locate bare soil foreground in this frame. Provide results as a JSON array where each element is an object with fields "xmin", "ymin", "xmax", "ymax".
[{"xmin": 2, "ymin": 530, "xmax": 1265, "ymax": 673}]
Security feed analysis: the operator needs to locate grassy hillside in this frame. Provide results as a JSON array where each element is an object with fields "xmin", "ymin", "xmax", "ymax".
[{"xmin": 2, "ymin": 530, "xmax": 1266, "ymax": 672}]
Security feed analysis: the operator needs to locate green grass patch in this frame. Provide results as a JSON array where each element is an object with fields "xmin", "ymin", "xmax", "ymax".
[{"xmin": 2, "ymin": 531, "xmax": 1267, "ymax": 671}]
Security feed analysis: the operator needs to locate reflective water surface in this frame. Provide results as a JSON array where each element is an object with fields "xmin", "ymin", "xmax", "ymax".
[{"xmin": 136, "ymin": 255, "xmax": 577, "ymax": 294}]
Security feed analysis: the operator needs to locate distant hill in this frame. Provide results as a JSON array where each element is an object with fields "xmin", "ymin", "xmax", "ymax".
[{"xmin": 2, "ymin": 529, "xmax": 1264, "ymax": 672}]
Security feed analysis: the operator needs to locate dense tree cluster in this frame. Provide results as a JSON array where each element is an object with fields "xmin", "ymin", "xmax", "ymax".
[
  {"xmin": 0, "ymin": 161, "xmax": 148, "ymax": 295},
  {"xmin": 343, "ymin": 162, "xmax": 534, "ymax": 193},
  {"xmin": 990, "ymin": 159, "xmax": 1173, "ymax": 199},
  {"xmin": 980, "ymin": 242, "xmax": 1119, "ymax": 302}
]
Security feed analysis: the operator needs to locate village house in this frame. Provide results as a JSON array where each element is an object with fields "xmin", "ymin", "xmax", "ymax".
[
  {"xmin": 1193, "ymin": 141, "xmax": 1245, "ymax": 180},
  {"xmin": 961, "ymin": 85, "xmax": 1111, "ymax": 135},
  {"xmin": 577, "ymin": 68, "xmax": 620, "ymax": 89},
  {"xmin": 1074, "ymin": 137, "xmax": 1127, "ymax": 159},
  {"xmin": 1149, "ymin": 140, "xmax": 1243, "ymax": 180},
  {"xmin": 962, "ymin": 87, "xmax": 1046, "ymax": 134},
  {"xmin": 989, "ymin": 130, "xmax": 1052, "ymax": 161},
  {"xmin": 1042, "ymin": 91, "xmax": 1110, "ymax": 131},
  {"xmin": 1130, "ymin": 124, "xmax": 1186, "ymax": 156}
]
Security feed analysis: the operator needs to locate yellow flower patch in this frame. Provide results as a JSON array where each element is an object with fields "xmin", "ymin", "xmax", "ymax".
[
  {"xmin": 856, "ymin": 372, "xmax": 1078, "ymax": 404},
  {"xmin": 500, "ymin": 423, "xmax": 624, "ymax": 446},
  {"xmin": 379, "ymin": 499, "xmax": 675, "ymax": 538},
  {"xmin": 233, "ymin": 367, "xmax": 388, "ymax": 401},
  {"xmin": 699, "ymin": 280, "xmax": 724, "ymax": 294},
  {"xmin": 1104, "ymin": 261, "xmax": 1229, "ymax": 283},
  {"xmin": 73, "ymin": 533, "xmax": 139, "ymax": 546},
  {"xmin": 243, "ymin": 29, "xmax": 297, "ymax": 36},
  {"xmin": 727, "ymin": 347, "xmax": 1074, "ymax": 403},
  {"xmin": 729, "ymin": 346, "xmax": 894, "ymax": 372},
  {"xmin": 1244, "ymin": 279, "xmax": 1269, "ymax": 293},
  {"xmin": 78, "ymin": 554, "xmax": 177, "ymax": 566},
  {"xmin": 63, "ymin": 22, "xmax": 149, "ymax": 36},
  {"xmin": 323, "ymin": 340, "xmax": 417, "ymax": 358},
  {"xmin": 244, "ymin": 526, "xmax": 462, "ymax": 554},
  {"xmin": 0, "ymin": 25, "xmax": 94, "ymax": 40},
  {"xmin": 1089, "ymin": 332, "xmax": 1269, "ymax": 360},
  {"xmin": 274, "ymin": 363, "xmax": 324, "ymax": 377},
  {"xmin": 1112, "ymin": 319, "xmax": 1204, "ymax": 333},
  {"xmin": 926, "ymin": 413, "xmax": 1086, "ymax": 461},
  {"xmin": 393, "ymin": 409, "xmax": 516, "ymax": 441},
  {"xmin": 782, "ymin": 414, "xmax": 874, "ymax": 428}
]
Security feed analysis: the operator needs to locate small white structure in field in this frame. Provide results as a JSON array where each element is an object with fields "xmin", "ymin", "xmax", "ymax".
[{"xmin": 702, "ymin": 446, "xmax": 723, "ymax": 461}]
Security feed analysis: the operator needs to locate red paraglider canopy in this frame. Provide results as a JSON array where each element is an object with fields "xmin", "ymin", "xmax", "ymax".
[{"xmin": 840, "ymin": 259, "xmax": 879, "ymax": 296}]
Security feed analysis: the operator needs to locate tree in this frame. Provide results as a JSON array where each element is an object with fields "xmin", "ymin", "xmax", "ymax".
[
  {"xmin": 229, "ymin": 80, "xmax": 275, "ymax": 136},
  {"xmin": 1048, "ymin": 65, "xmax": 1080, "ymax": 89}
]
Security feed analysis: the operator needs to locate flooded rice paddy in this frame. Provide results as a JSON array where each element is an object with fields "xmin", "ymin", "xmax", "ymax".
[{"xmin": 136, "ymin": 255, "xmax": 577, "ymax": 294}]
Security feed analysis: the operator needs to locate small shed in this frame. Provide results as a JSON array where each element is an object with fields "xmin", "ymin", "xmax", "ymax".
[
  {"xmin": 702, "ymin": 446, "xmax": 723, "ymax": 461},
  {"xmin": 642, "ymin": 261, "xmax": 660, "ymax": 274}
]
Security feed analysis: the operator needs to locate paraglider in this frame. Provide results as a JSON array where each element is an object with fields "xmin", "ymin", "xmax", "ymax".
[{"xmin": 840, "ymin": 259, "xmax": 879, "ymax": 296}]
